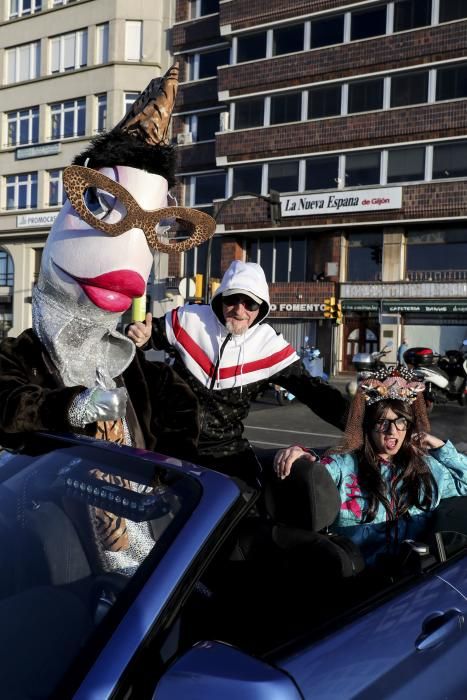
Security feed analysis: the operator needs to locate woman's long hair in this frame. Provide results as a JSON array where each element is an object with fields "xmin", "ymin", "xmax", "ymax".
[{"xmin": 328, "ymin": 395, "xmax": 435, "ymax": 522}]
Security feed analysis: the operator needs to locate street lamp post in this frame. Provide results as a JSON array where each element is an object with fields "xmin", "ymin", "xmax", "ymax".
[{"xmin": 203, "ymin": 190, "xmax": 281, "ymax": 303}]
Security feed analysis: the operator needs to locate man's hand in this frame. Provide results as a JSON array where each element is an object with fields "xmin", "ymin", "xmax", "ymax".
[
  {"xmin": 273, "ymin": 445, "xmax": 317, "ymax": 480},
  {"xmin": 127, "ymin": 312, "xmax": 153, "ymax": 348}
]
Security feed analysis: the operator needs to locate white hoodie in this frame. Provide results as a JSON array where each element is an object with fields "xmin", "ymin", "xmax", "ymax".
[{"xmin": 164, "ymin": 261, "xmax": 298, "ymax": 390}]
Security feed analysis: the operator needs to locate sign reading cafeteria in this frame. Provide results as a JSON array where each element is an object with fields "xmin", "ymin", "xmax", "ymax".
[{"xmin": 280, "ymin": 187, "xmax": 402, "ymax": 217}]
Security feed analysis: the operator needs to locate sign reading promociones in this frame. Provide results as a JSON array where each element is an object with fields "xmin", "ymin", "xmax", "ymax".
[
  {"xmin": 280, "ymin": 187, "xmax": 402, "ymax": 217},
  {"xmin": 17, "ymin": 212, "xmax": 58, "ymax": 228}
]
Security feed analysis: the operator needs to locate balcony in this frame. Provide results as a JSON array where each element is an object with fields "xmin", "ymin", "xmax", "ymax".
[{"xmin": 342, "ymin": 271, "xmax": 467, "ymax": 300}]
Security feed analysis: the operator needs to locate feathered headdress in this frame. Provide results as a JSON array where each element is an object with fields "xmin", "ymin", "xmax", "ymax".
[{"xmin": 359, "ymin": 365, "xmax": 426, "ymax": 405}]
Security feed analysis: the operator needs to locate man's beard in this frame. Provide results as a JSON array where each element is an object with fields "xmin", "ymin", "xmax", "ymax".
[{"xmin": 225, "ymin": 319, "xmax": 249, "ymax": 336}]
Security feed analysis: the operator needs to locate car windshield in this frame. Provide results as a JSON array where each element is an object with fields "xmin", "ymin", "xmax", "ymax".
[{"xmin": 0, "ymin": 437, "xmax": 201, "ymax": 700}]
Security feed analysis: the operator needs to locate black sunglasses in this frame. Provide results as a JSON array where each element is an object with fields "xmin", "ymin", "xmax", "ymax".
[{"xmin": 222, "ymin": 295, "xmax": 260, "ymax": 311}]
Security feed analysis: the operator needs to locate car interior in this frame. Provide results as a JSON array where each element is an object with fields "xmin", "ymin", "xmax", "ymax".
[{"xmin": 0, "ymin": 435, "xmax": 467, "ymax": 700}]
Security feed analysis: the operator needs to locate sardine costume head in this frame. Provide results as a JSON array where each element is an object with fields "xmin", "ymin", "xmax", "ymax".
[{"xmin": 33, "ymin": 64, "xmax": 215, "ymax": 389}]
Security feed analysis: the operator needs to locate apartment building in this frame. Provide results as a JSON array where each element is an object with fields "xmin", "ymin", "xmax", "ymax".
[
  {"xmin": 0, "ymin": 0, "xmax": 175, "ymax": 337},
  {"xmin": 172, "ymin": 0, "xmax": 467, "ymax": 372}
]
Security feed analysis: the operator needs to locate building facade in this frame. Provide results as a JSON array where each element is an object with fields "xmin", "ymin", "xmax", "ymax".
[
  {"xmin": 0, "ymin": 0, "xmax": 175, "ymax": 337},
  {"xmin": 172, "ymin": 0, "xmax": 467, "ymax": 373}
]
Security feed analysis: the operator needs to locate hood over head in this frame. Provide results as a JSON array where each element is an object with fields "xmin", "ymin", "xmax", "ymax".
[{"xmin": 211, "ymin": 261, "xmax": 270, "ymax": 327}]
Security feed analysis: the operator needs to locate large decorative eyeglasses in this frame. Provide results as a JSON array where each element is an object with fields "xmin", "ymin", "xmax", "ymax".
[
  {"xmin": 373, "ymin": 417, "xmax": 409, "ymax": 433},
  {"xmin": 62, "ymin": 165, "xmax": 216, "ymax": 253}
]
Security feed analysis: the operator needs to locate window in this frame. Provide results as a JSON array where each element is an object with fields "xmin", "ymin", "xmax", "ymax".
[
  {"xmin": 5, "ymin": 172, "xmax": 37, "ymax": 210},
  {"xmin": 393, "ymin": 0, "xmax": 432, "ymax": 32},
  {"xmin": 50, "ymin": 98, "xmax": 86, "ymax": 139},
  {"xmin": 349, "ymin": 78, "xmax": 384, "ymax": 113},
  {"xmin": 270, "ymin": 93, "xmax": 302, "ymax": 125},
  {"xmin": 235, "ymin": 99, "xmax": 264, "ymax": 129},
  {"xmin": 237, "ymin": 32, "xmax": 267, "ymax": 63},
  {"xmin": 6, "ymin": 42, "xmax": 40, "ymax": 84},
  {"xmin": 351, "ymin": 6, "xmax": 387, "ymax": 40},
  {"xmin": 96, "ymin": 94, "xmax": 107, "ymax": 133},
  {"xmin": 387, "ymin": 147, "xmax": 425, "ymax": 183},
  {"xmin": 391, "ymin": 70, "xmax": 429, "ymax": 107},
  {"xmin": 194, "ymin": 112, "xmax": 219, "ymax": 141},
  {"xmin": 406, "ymin": 228, "xmax": 467, "ymax": 273},
  {"xmin": 48, "ymin": 169, "xmax": 65, "ymax": 206},
  {"xmin": 436, "ymin": 64, "xmax": 467, "ymax": 101},
  {"xmin": 50, "ymin": 29, "xmax": 87, "ymax": 73},
  {"xmin": 308, "ymin": 85, "xmax": 341, "ymax": 119},
  {"xmin": 246, "ymin": 236, "xmax": 306, "ymax": 283},
  {"xmin": 7, "ymin": 107, "xmax": 39, "ymax": 147},
  {"xmin": 432, "ymin": 141, "xmax": 467, "ymax": 179},
  {"xmin": 345, "ymin": 152, "xmax": 381, "ymax": 187},
  {"xmin": 0, "ymin": 251, "xmax": 14, "ymax": 287},
  {"xmin": 189, "ymin": 0, "xmax": 219, "ymax": 17},
  {"xmin": 9, "ymin": 0, "xmax": 41, "ymax": 18},
  {"xmin": 439, "ymin": 0, "xmax": 467, "ymax": 21},
  {"xmin": 53, "ymin": 0, "xmax": 78, "ymax": 5},
  {"xmin": 125, "ymin": 20, "xmax": 142, "ymax": 62},
  {"xmin": 124, "ymin": 92, "xmax": 139, "ymax": 116},
  {"xmin": 232, "ymin": 164, "xmax": 262, "ymax": 195},
  {"xmin": 193, "ymin": 172, "xmax": 226, "ymax": 204},
  {"xmin": 310, "ymin": 15, "xmax": 344, "ymax": 49},
  {"xmin": 347, "ymin": 232, "xmax": 383, "ymax": 282},
  {"xmin": 190, "ymin": 48, "xmax": 230, "ymax": 80},
  {"xmin": 268, "ymin": 161, "xmax": 299, "ymax": 193},
  {"xmin": 273, "ymin": 24, "xmax": 304, "ymax": 56},
  {"xmin": 96, "ymin": 23, "xmax": 109, "ymax": 65},
  {"xmin": 305, "ymin": 156, "xmax": 339, "ymax": 190}
]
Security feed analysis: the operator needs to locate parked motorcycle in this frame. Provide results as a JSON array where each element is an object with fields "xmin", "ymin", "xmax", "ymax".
[
  {"xmin": 346, "ymin": 341, "xmax": 393, "ymax": 397},
  {"xmin": 403, "ymin": 346, "xmax": 450, "ymax": 406},
  {"xmin": 437, "ymin": 340, "xmax": 467, "ymax": 406}
]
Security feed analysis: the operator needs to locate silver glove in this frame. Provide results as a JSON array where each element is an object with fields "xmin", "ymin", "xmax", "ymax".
[{"xmin": 68, "ymin": 386, "xmax": 128, "ymax": 428}]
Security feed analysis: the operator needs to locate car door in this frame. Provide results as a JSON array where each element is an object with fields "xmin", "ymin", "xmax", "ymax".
[{"xmin": 278, "ymin": 562, "xmax": 467, "ymax": 699}]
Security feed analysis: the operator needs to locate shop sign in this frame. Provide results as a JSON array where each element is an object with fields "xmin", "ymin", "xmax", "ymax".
[
  {"xmin": 270, "ymin": 302, "xmax": 325, "ymax": 312},
  {"xmin": 16, "ymin": 143, "xmax": 60, "ymax": 160},
  {"xmin": 280, "ymin": 187, "xmax": 402, "ymax": 217},
  {"xmin": 382, "ymin": 301, "xmax": 467, "ymax": 313},
  {"xmin": 17, "ymin": 212, "xmax": 58, "ymax": 228},
  {"xmin": 342, "ymin": 301, "xmax": 379, "ymax": 311}
]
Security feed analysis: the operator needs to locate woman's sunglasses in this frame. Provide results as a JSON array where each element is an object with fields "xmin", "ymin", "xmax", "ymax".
[
  {"xmin": 373, "ymin": 417, "xmax": 409, "ymax": 433},
  {"xmin": 222, "ymin": 295, "xmax": 260, "ymax": 311},
  {"xmin": 62, "ymin": 165, "xmax": 216, "ymax": 253}
]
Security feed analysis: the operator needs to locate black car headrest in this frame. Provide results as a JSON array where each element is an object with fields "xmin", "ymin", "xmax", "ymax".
[{"xmin": 266, "ymin": 457, "xmax": 341, "ymax": 532}]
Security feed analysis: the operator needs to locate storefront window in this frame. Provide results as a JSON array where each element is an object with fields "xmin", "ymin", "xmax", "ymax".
[{"xmin": 347, "ymin": 232, "xmax": 383, "ymax": 282}]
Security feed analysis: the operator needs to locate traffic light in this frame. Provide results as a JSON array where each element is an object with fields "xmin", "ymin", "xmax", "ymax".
[
  {"xmin": 323, "ymin": 297, "xmax": 336, "ymax": 319},
  {"xmin": 323, "ymin": 297, "xmax": 344, "ymax": 324},
  {"xmin": 268, "ymin": 189, "xmax": 282, "ymax": 226}
]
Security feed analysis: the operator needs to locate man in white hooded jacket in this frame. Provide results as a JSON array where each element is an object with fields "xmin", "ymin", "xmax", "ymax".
[{"xmin": 128, "ymin": 260, "xmax": 348, "ymax": 486}]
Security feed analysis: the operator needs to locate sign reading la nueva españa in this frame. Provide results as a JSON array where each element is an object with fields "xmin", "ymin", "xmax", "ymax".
[{"xmin": 280, "ymin": 187, "xmax": 402, "ymax": 217}]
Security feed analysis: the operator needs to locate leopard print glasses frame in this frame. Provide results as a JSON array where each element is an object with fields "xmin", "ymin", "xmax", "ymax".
[{"xmin": 62, "ymin": 165, "xmax": 216, "ymax": 253}]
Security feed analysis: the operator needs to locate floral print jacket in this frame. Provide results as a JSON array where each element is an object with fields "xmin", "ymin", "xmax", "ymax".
[{"xmin": 323, "ymin": 441, "xmax": 467, "ymax": 563}]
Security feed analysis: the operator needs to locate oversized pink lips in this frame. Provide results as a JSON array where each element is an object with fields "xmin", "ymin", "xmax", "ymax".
[{"xmin": 75, "ymin": 270, "xmax": 146, "ymax": 312}]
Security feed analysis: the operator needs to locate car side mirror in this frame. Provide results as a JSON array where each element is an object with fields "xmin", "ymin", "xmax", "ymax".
[{"xmin": 153, "ymin": 641, "xmax": 302, "ymax": 700}]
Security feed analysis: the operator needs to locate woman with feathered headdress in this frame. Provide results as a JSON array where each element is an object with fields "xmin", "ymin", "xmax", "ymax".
[{"xmin": 274, "ymin": 366, "xmax": 467, "ymax": 564}]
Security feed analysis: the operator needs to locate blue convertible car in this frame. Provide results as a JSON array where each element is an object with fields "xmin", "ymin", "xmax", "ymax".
[{"xmin": 1, "ymin": 432, "xmax": 467, "ymax": 699}]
